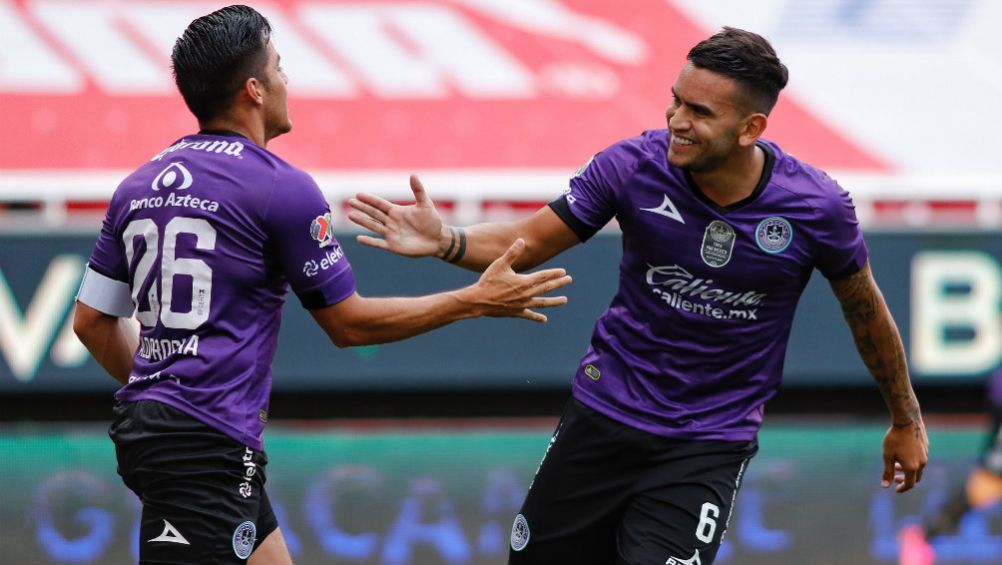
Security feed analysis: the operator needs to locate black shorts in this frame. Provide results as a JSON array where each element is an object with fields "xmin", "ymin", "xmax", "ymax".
[
  {"xmin": 109, "ymin": 400, "xmax": 278, "ymax": 564},
  {"xmin": 509, "ymin": 398, "xmax": 757, "ymax": 565}
]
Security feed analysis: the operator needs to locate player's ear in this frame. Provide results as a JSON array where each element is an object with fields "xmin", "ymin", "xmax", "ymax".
[
  {"xmin": 738, "ymin": 113, "xmax": 767, "ymax": 148},
  {"xmin": 244, "ymin": 77, "xmax": 265, "ymax": 106}
]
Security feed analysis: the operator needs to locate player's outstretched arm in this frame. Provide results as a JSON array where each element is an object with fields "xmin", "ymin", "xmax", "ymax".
[
  {"xmin": 348, "ymin": 174, "xmax": 580, "ymax": 272},
  {"xmin": 829, "ymin": 261, "xmax": 929, "ymax": 493},
  {"xmin": 73, "ymin": 302, "xmax": 138, "ymax": 385},
  {"xmin": 310, "ymin": 238, "xmax": 572, "ymax": 347}
]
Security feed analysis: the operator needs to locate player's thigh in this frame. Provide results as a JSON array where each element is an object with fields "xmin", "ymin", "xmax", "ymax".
[
  {"xmin": 616, "ymin": 454, "xmax": 752, "ymax": 565},
  {"xmin": 136, "ymin": 460, "xmax": 272, "ymax": 564},
  {"xmin": 508, "ymin": 399, "xmax": 642, "ymax": 565},
  {"xmin": 249, "ymin": 527, "xmax": 293, "ymax": 565}
]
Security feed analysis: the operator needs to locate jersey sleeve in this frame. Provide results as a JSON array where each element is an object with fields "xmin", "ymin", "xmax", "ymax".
[
  {"xmin": 86, "ymin": 191, "xmax": 130, "ymax": 282},
  {"xmin": 262, "ymin": 169, "xmax": 356, "ymax": 310},
  {"xmin": 548, "ymin": 139, "xmax": 638, "ymax": 241},
  {"xmin": 814, "ymin": 183, "xmax": 869, "ymax": 279},
  {"xmin": 78, "ymin": 191, "xmax": 136, "ymax": 317}
]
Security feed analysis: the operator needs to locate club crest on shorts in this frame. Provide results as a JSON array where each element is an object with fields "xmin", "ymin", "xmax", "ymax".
[
  {"xmin": 510, "ymin": 513, "xmax": 530, "ymax": 551},
  {"xmin": 232, "ymin": 520, "xmax": 256, "ymax": 560},
  {"xmin": 755, "ymin": 217, "xmax": 793, "ymax": 254},
  {"xmin": 700, "ymin": 220, "xmax": 735, "ymax": 268}
]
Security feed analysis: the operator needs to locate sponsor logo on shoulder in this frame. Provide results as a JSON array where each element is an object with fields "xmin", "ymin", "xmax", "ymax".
[
  {"xmin": 510, "ymin": 513, "xmax": 530, "ymax": 551},
  {"xmin": 755, "ymin": 216, "xmax": 793, "ymax": 254},
  {"xmin": 311, "ymin": 212, "xmax": 335, "ymax": 248},
  {"xmin": 561, "ymin": 185, "xmax": 577, "ymax": 205},
  {"xmin": 232, "ymin": 520, "xmax": 256, "ymax": 560},
  {"xmin": 303, "ymin": 246, "xmax": 346, "ymax": 278},
  {"xmin": 572, "ymin": 155, "xmax": 595, "ymax": 178},
  {"xmin": 700, "ymin": 220, "xmax": 735, "ymax": 268}
]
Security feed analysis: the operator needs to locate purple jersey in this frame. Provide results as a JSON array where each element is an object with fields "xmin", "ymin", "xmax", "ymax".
[
  {"xmin": 86, "ymin": 132, "xmax": 356, "ymax": 449},
  {"xmin": 549, "ymin": 129, "xmax": 867, "ymax": 441}
]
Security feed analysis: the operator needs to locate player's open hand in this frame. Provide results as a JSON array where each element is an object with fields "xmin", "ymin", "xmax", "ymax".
[
  {"xmin": 881, "ymin": 419, "xmax": 929, "ymax": 493},
  {"xmin": 348, "ymin": 174, "xmax": 443, "ymax": 257},
  {"xmin": 466, "ymin": 238, "xmax": 572, "ymax": 322}
]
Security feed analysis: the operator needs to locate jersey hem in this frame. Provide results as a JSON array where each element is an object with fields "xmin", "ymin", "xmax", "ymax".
[
  {"xmin": 114, "ymin": 392, "xmax": 263, "ymax": 450},
  {"xmin": 571, "ymin": 382, "xmax": 760, "ymax": 442}
]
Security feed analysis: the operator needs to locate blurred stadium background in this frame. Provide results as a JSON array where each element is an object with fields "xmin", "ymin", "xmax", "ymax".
[{"xmin": 1, "ymin": 0, "xmax": 1001, "ymax": 563}]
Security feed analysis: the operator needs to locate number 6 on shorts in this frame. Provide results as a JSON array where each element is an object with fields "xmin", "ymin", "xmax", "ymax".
[{"xmin": 695, "ymin": 502, "xmax": 719, "ymax": 543}]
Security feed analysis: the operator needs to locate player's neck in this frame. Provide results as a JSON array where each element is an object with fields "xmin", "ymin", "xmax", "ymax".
[
  {"xmin": 688, "ymin": 144, "xmax": 764, "ymax": 208},
  {"xmin": 199, "ymin": 113, "xmax": 267, "ymax": 148}
]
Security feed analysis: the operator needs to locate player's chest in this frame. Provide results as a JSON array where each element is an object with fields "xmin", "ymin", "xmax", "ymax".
[{"xmin": 617, "ymin": 182, "xmax": 813, "ymax": 288}]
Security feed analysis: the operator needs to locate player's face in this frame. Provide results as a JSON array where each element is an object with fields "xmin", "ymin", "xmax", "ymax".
[
  {"xmin": 665, "ymin": 64, "xmax": 747, "ymax": 172},
  {"xmin": 262, "ymin": 40, "xmax": 292, "ymax": 140}
]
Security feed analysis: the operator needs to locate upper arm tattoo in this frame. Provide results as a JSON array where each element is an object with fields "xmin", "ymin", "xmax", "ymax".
[{"xmin": 830, "ymin": 266, "xmax": 877, "ymax": 325}]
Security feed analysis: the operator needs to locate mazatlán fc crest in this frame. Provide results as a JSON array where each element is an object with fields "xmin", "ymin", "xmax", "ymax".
[
  {"xmin": 510, "ymin": 514, "xmax": 530, "ymax": 551},
  {"xmin": 232, "ymin": 521, "xmax": 256, "ymax": 560},
  {"xmin": 755, "ymin": 217, "xmax": 793, "ymax": 254}
]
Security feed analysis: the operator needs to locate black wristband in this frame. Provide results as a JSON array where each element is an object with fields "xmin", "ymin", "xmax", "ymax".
[
  {"xmin": 448, "ymin": 228, "xmax": 467, "ymax": 263},
  {"xmin": 441, "ymin": 227, "xmax": 457, "ymax": 260}
]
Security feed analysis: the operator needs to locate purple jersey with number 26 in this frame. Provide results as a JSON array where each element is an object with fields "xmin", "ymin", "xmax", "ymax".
[
  {"xmin": 87, "ymin": 133, "xmax": 356, "ymax": 449},
  {"xmin": 552, "ymin": 130, "xmax": 868, "ymax": 441}
]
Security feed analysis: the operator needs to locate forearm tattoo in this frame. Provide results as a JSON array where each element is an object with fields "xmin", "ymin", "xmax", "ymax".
[{"xmin": 832, "ymin": 267, "xmax": 921, "ymax": 435}]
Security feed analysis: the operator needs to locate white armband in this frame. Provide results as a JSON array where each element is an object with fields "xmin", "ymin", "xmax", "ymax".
[{"xmin": 76, "ymin": 265, "xmax": 135, "ymax": 318}]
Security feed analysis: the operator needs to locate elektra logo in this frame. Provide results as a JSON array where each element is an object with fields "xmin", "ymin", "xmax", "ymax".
[
  {"xmin": 238, "ymin": 447, "xmax": 257, "ymax": 499},
  {"xmin": 646, "ymin": 264, "xmax": 765, "ymax": 321},
  {"xmin": 151, "ymin": 162, "xmax": 193, "ymax": 191},
  {"xmin": 303, "ymin": 246, "xmax": 345, "ymax": 278}
]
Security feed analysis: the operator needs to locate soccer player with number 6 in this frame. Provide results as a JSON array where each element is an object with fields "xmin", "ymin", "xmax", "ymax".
[
  {"xmin": 348, "ymin": 26, "xmax": 929, "ymax": 565},
  {"xmin": 71, "ymin": 5, "xmax": 571, "ymax": 564}
]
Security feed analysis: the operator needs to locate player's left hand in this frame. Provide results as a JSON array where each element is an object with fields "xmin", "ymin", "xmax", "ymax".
[{"xmin": 881, "ymin": 419, "xmax": 929, "ymax": 493}]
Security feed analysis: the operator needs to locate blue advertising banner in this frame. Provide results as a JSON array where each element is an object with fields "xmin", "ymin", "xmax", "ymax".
[
  {"xmin": 0, "ymin": 421, "xmax": 998, "ymax": 565},
  {"xmin": 1, "ymin": 231, "xmax": 1001, "ymax": 392}
]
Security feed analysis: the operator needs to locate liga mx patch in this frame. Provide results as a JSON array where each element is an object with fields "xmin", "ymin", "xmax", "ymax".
[
  {"xmin": 310, "ymin": 211, "xmax": 334, "ymax": 248},
  {"xmin": 232, "ymin": 520, "xmax": 256, "ymax": 560},
  {"xmin": 755, "ymin": 217, "xmax": 793, "ymax": 254},
  {"xmin": 701, "ymin": 220, "xmax": 735, "ymax": 268},
  {"xmin": 510, "ymin": 513, "xmax": 530, "ymax": 551}
]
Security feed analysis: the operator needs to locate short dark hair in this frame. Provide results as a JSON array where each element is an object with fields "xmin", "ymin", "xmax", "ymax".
[
  {"xmin": 171, "ymin": 5, "xmax": 272, "ymax": 123},
  {"xmin": 687, "ymin": 27, "xmax": 789, "ymax": 115}
]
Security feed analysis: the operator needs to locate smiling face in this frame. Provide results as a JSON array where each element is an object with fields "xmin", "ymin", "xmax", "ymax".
[{"xmin": 665, "ymin": 63, "xmax": 758, "ymax": 173}]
